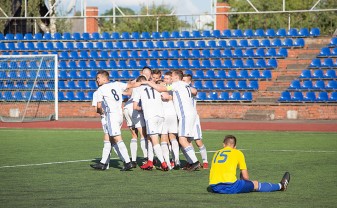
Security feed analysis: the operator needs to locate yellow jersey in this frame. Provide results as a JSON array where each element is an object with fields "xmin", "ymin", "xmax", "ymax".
[{"xmin": 209, "ymin": 146, "xmax": 247, "ymax": 185}]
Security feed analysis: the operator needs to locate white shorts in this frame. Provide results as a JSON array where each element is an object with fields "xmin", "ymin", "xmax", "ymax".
[
  {"xmin": 105, "ymin": 112, "xmax": 123, "ymax": 137},
  {"xmin": 145, "ymin": 116, "xmax": 164, "ymax": 135},
  {"xmin": 178, "ymin": 114, "xmax": 196, "ymax": 138},
  {"xmin": 162, "ymin": 115, "xmax": 178, "ymax": 134},
  {"xmin": 123, "ymin": 108, "xmax": 145, "ymax": 128},
  {"xmin": 192, "ymin": 114, "xmax": 202, "ymax": 140},
  {"xmin": 101, "ymin": 115, "xmax": 108, "ymax": 134}
]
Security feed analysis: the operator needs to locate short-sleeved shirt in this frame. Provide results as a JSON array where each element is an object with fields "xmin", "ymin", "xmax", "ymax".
[
  {"xmin": 167, "ymin": 81, "xmax": 197, "ymax": 118},
  {"xmin": 97, "ymin": 82, "xmax": 127, "ymax": 116},
  {"xmin": 209, "ymin": 147, "xmax": 247, "ymax": 185},
  {"xmin": 161, "ymin": 91, "xmax": 177, "ymax": 117},
  {"xmin": 133, "ymin": 85, "xmax": 164, "ymax": 120}
]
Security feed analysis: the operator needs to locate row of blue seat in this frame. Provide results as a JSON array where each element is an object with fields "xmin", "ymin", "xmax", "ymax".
[
  {"xmin": 288, "ymin": 80, "xmax": 337, "ymax": 90},
  {"xmin": 0, "ymin": 28, "xmax": 320, "ymax": 41},
  {"xmin": 299, "ymin": 69, "xmax": 336, "ymax": 79},
  {"xmin": 0, "ymin": 80, "xmax": 54, "ymax": 89},
  {"xmin": 309, "ymin": 58, "xmax": 337, "ymax": 68},
  {"xmin": 56, "ymin": 58, "xmax": 278, "ymax": 70},
  {"xmin": 279, "ymin": 91, "xmax": 337, "ymax": 102},
  {"xmin": 193, "ymin": 80, "xmax": 258, "ymax": 90},
  {"xmin": 197, "ymin": 91, "xmax": 253, "ymax": 101},
  {"xmin": 318, "ymin": 47, "xmax": 337, "ymax": 57},
  {"xmin": 0, "ymin": 38, "xmax": 304, "ymax": 51},
  {"xmin": 0, "ymin": 91, "xmax": 93, "ymax": 101}
]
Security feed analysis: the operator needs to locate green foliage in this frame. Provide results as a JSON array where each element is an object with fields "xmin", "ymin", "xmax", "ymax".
[
  {"xmin": 0, "ymin": 0, "xmax": 13, "ymax": 32},
  {"xmin": 227, "ymin": 0, "xmax": 337, "ymax": 35},
  {"xmin": 100, "ymin": 3, "xmax": 186, "ymax": 33},
  {"xmin": 0, "ymin": 129, "xmax": 337, "ymax": 207}
]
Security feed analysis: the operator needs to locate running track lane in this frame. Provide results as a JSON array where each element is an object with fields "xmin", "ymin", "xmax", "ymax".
[{"xmin": 0, "ymin": 120, "xmax": 336, "ymax": 132}]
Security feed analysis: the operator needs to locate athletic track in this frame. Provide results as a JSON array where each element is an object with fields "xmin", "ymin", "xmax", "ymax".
[{"xmin": 1, "ymin": 119, "xmax": 336, "ymax": 132}]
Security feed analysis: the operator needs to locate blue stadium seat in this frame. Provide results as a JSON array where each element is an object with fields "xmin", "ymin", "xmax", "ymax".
[
  {"xmin": 203, "ymin": 80, "xmax": 215, "ymax": 90},
  {"xmin": 32, "ymin": 91, "xmax": 44, "ymax": 101},
  {"xmin": 223, "ymin": 59, "xmax": 233, "ymax": 69},
  {"xmin": 81, "ymin": 32, "xmax": 89, "ymax": 40},
  {"xmin": 287, "ymin": 28, "xmax": 299, "ymax": 37},
  {"xmin": 254, "ymin": 29, "xmax": 265, "ymax": 38},
  {"xmin": 292, "ymin": 91, "xmax": 304, "ymax": 102},
  {"xmin": 72, "ymin": 32, "xmax": 81, "ymax": 40},
  {"xmin": 76, "ymin": 91, "xmax": 86, "ymax": 101},
  {"xmin": 237, "ymin": 80, "xmax": 248, "ymax": 89},
  {"xmin": 325, "ymin": 69, "xmax": 336, "ymax": 78},
  {"xmin": 89, "ymin": 51, "xmax": 99, "ymax": 59},
  {"xmin": 179, "ymin": 59, "xmax": 190, "ymax": 68},
  {"xmin": 322, "ymin": 58, "xmax": 334, "ymax": 68},
  {"xmin": 44, "ymin": 91, "xmax": 54, "ymax": 101},
  {"xmin": 196, "ymin": 40, "xmax": 206, "ymax": 48},
  {"xmin": 88, "ymin": 80, "xmax": 98, "ymax": 89},
  {"xmin": 196, "ymin": 92, "xmax": 206, "ymax": 101},
  {"xmin": 319, "ymin": 47, "xmax": 330, "ymax": 57},
  {"xmin": 271, "ymin": 39, "xmax": 282, "ymax": 47},
  {"xmin": 212, "ymin": 59, "xmax": 222, "ymax": 69},
  {"xmin": 255, "ymin": 48, "xmax": 265, "ymax": 58},
  {"xmin": 158, "ymin": 60, "xmax": 168, "ymax": 68},
  {"xmin": 78, "ymin": 70, "xmax": 88, "ymax": 79},
  {"xmin": 65, "ymin": 91, "xmax": 75, "ymax": 100},
  {"xmin": 312, "ymin": 69, "xmax": 324, "ymax": 79},
  {"xmin": 329, "ymin": 92, "xmax": 337, "ymax": 102},
  {"xmin": 149, "ymin": 60, "xmax": 158, "ymax": 68},
  {"xmin": 214, "ymin": 80, "xmax": 225, "ymax": 90},
  {"xmin": 120, "ymin": 32, "xmax": 130, "ymax": 39},
  {"xmin": 301, "ymin": 80, "xmax": 313, "ymax": 90},
  {"xmin": 294, "ymin": 38, "xmax": 305, "ymax": 47},
  {"xmin": 256, "ymin": 59, "xmax": 267, "ymax": 68},
  {"xmin": 219, "ymin": 92, "xmax": 229, "ymax": 100},
  {"xmin": 216, "ymin": 70, "xmax": 226, "ymax": 79},
  {"xmin": 207, "ymin": 40, "xmax": 217, "ymax": 48},
  {"xmin": 34, "ymin": 33, "xmax": 43, "ymax": 40},
  {"xmin": 303, "ymin": 91, "xmax": 316, "ymax": 102},
  {"xmin": 313, "ymin": 80, "xmax": 325, "ymax": 89},
  {"xmin": 267, "ymin": 59, "xmax": 278, "ymax": 68},
  {"xmin": 140, "ymin": 32, "xmax": 150, "ymax": 39},
  {"xmin": 248, "ymin": 80, "xmax": 259, "ymax": 90},
  {"xmin": 160, "ymin": 31, "xmax": 170, "ymax": 39},
  {"xmin": 282, "ymin": 38, "xmax": 294, "ymax": 47},
  {"xmin": 118, "ymin": 60, "xmax": 127, "ymax": 69},
  {"xmin": 159, "ymin": 50, "xmax": 168, "ymax": 59},
  {"xmin": 232, "ymin": 29, "xmax": 243, "ymax": 38},
  {"xmin": 299, "ymin": 69, "xmax": 311, "ymax": 79},
  {"xmin": 125, "ymin": 41, "xmax": 134, "ymax": 49},
  {"xmin": 238, "ymin": 70, "xmax": 249, "ymax": 79},
  {"xmin": 243, "ymin": 29, "xmax": 254, "ymax": 38},
  {"xmin": 180, "ymin": 50, "xmax": 190, "ymax": 59},
  {"xmin": 155, "ymin": 41, "xmax": 164, "ymax": 48},
  {"xmin": 24, "ymin": 33, "xmax": 33, "ymax": 40},
  {"xmin": 119, "ymin": 50, "xmax": 129, "ymax": 59},
  {"xmin": 242, "ymin": 92, "xmax": 253, "ymax": 101},
  {"xmin": 58, "ymin": 92, "xmax": 67, "ymax": 101},
  {"xmin": 276, "ymin": 28, "xmax": 287, "ymax": 37},
  {"xmin": 138, "ymin": 60, "xmax": 148, "ymax": 68},
  {"xmin": 233, "ymin": 49, "xmax": 243, "ymax": 58},
  {"xmin": 326, "ymin": 80, "xmax": 337, "ymax": 90},
  {"xmin": 310, "ymin": 28, "xmax": 320, "ymax": 37},
  {"xmin": 289, "ymin": 80, "xmax": 301, "ymax": 90},
  {"xmin": 245, "ymin": 59, "xmax": 255, "ymax": 69},
  {"xmin": 191, "ymin": 30, "xmax": 201, "ymax": 38},
  {"xmin": 317, "ymin": 91, "xmax": 328, "ymax": 102},
  {"xmin": 207, "ymin": 92, "xmax": 219, "ymax": 101},
  {"xmin": 120, "ymin": 70, "xmax": 130, "ymax": 79},
  {"xmin": 279, "ymin": 91, "xmax": 291, "ymax": 102},
  {"xmin": 217, "ymin": 40, "xmax": 227, "ymax": 48},
  {"xmin": 201, "ymin": 30, "xmax": 211, "ymax": 38},
  {"xmin": 239, "ymin": 39, "xmax": 248, "ymax": 48},
  {"xmin": 225, "ymin": 80, "xmax": 236, "ymax": 89},
  {"xmin": 191, "ymin": 50, "xmax": 201, "ymax": 58},
  {"xmin": 171, "ymin": 31, "xmax": 180, "ymax": 39},
  {"xmin": 266, "ymin": 29, "xmax": 276, "ymax": 37},
  {"xmin": 76, "ymin": 80, "xmax": 87, "ymax": 89},
  {"xmin": 243, "ymin": 49, "xmax": 254, "ymax": 58},
  {"xmin": 108, "ymin": 60, "xmax": 117, "ymax": 68},
  {"xmin": 329, "ymin": 37, "xmax": 337, "ymax": 46},
  {"xmin": 130, "ymin": 32, "xmax": 139, "ymax": 39},
  {"xmin": 201, "ymin": 49, "xmax": 211, "ymax": 58},
  {"xmin": 194, "ymin": 70, "xmax": 204, "ymax": 78},
  {"xmin": 211, "ymin": 30, "xmax": 221, "ymax": 38},
  {"xmin": 260, "ymin": 39, "xmax": 271, "ymax": 48},
  {"xmin": 299, "ymin": 28, "xmax": 309, "ymax": 37},
  {"xmin": 193, "ymin": 81, "xmax": 202, "ymax": 90},
  {"xmin": 67, "ymin": 70, "xmax": 78, "ymax": 79},
  {"xmin": 62, "ymin": 32, "xmax": 72, "ymax": 40},
  {"xmin": 277, "ymin": 48, "xmax": 288, "ymax": 57},
  {"xmin": 249, "ymin": 70, "xmax": 260, "ymax": 79},
  {"xmin": 233, "ymin": 59, "xmax": 244, "ymax": 68},
  {"xmin": 205, "ymin": 69, "xmax": 215, "ymax": 78},
  {"xmin": 229, "ymin": 40, "xmax": 238, "ymax": 48},
  {"xmin": 151, "ymin": 32, "xmax": 160, "ymax": 39},
  {"xmin": 190, "ymin": 60, "xmax": 201, "ymax": 69},
  {"xmin": 229, "ymin": 92, "xmax": 241, "ymax": 101},
  {"xmin": 130, "ymin": 70, "xmax": 140, "ymax": 78},
  {"xmin": 78, "ymin": 60, "xmax": 88, "ymax": 69},
  {"xmin": 211, "ymin": 49, "xmax": 222, "ymax": 58},
  {"xmin": 180, "ymin": 31, "xmax": 190, "ymax": 39}
]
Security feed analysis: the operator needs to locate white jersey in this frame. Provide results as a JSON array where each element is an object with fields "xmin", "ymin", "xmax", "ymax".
[
  {"xmin": 97, "ymin": 82, "xmax": 127, "ymax": 116},
  {"xmin": 161, "ymin": 91, "xmax": 177, "ymax": 117},
  {"xmin": 169, "ymin": 81, "xmax": 197, "ymax": 118},
  {"xmin": 133, "ymin": 85, "xmax": 164, "ymax": 120}
]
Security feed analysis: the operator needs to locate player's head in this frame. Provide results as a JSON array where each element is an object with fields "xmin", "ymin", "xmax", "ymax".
[
  {"xmin": 156, "ymin": 79, "xmax": 164, "ymax": 85},
  {"xmin": 223, "ymin": 135, "xmax": 237, "ymax": 148},
  {"xmin": 136, "ymin": 75, "xmax": 147, "ymax": 82},
  {"xmin": 163, "ymin": 71, "xmax": 173, "ymax": 84},
  {"xmin": 96, "ymin": 70, "xmax": 109, "ymax": 86},
  {"xmin": 182, "ymin": 73, "xmax": 193, "ymax": 84},
  {"xmin": 171, "ymin": 70, "xmax": 183, "ymax": 81},
  {"xmin": 141, "ymin": 66, "xmax": 152, "ymax": 80},
  {"xmin": 151, "ymin": 70, "xmax": 162, "ymax": 82}
]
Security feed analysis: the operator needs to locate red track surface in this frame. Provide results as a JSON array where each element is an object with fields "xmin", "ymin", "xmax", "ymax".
[{"xmin": 1, "ymin": 119, "xmax": 336, "ymax": 132}]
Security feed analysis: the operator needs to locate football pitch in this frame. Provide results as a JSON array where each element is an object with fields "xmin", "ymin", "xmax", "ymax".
[{"xmin": 0, "ymin": 128, "xmax": 336, "ymax": 208}]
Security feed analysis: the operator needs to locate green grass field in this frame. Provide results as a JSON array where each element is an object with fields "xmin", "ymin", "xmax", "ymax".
[{"xmin": 0, "ymin": 128, "xmax": 336, "ymax": 208}]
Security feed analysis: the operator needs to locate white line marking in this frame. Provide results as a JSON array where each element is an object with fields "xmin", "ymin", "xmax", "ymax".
[{"xmin": 0, "ymin": 149, "xmax": 335, "ymax": 169}]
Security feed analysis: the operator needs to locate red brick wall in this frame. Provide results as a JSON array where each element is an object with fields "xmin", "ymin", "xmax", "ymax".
[
  {"xmin": 1, "ymin": 102, "xmax": 334, "ymax": 120},
  {"xmin": 86, "ymin": 7, "xmax": 98, "ymax": 33},
  {"xmin": 216, "ymin": 2, "xmax": 230, "ymax": 30}
]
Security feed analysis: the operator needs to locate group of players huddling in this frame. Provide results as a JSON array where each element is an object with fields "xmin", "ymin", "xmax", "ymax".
[{"xmin": 90, "ymin": 67, "xmax": 208, "ymax": 172}]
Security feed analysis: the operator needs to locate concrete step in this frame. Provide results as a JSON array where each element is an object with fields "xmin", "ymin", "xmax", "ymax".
[
  {"xmin": 286, "ymin": 64, "xmax": 308, "ymax": 70},
  {"xmin": 276, "ymin": 75, "xmax": 299, "ymax": 81},
  {"xmin": 243, "ymin": 110, "xmax": 275, "ymax": 120},
  {"xmin": 297, "ymin": 54, "xmax": 317, "ymax": 59}
]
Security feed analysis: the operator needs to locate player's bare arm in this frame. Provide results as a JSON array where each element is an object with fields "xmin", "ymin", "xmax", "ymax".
[
  {"xmin": 133, "ymin": 101, "xmax": 142, "ymax": 111},
  {"xmin": 126, "ymin": 81, "xmax": 142, "ymax": 89},
  {"xmin": 190, "ymin": 86, "xmax": 197, "ymax": 96},
  {"xmin": 96, "ymin": 102, "xmax": 103, "ymax": 114},
  {"xmin": 240, "ymin": 169, "xmax": 249, "ymax": 180},
  {"xmin": 143, "ymin": 80, "xmax": 168, "ymax": 92},
  {"xmin": 161, "ymin": 92, "xmax": 172, "ymax": 101}
]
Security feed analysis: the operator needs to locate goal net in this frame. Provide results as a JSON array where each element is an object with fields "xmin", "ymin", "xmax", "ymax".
[{"xmin": 0, "ymin": 54, "xmax": 58, "ymax": 122}]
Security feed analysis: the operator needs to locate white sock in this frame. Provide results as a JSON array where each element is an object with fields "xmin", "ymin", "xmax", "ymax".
[
  {"xmin": 117, "ymin": 141, "xmax": 131, "ymax": 163},
  {"xmin": 153, "ymin": 144, "xmax": 164, "ymax": 163},
  {"xmin": 130, "ymin": 138, "xmax": 138, "ymax": 162},
  {"xmin": 161, "ymin": 142, "xmax": 171, "ymax": 168},
  {"xmin": 170, "ymin": 139, "xmax": 180, "ymax": 165},
  {"xmin": 140, "ymin": 138, "xmax": 148, "ymax": 158},
  {"xmin": 100, "ymin": 141, "xmax": 111, "ymax": 164},
  {"xmin": 199, "ymin": 145, "xmax": 208, "ymax": 163},
  {"xmin": 112, "ymin": 143, "xmax": 124, "ymax": 162},
  {"xmin": 147, "ymin": 140, "xmax": 154, "ymax": 161},
  {"xmin": 181, "ymin": 147, "xmax": 192, "ymax": 164},
  {"xmin": 184, "ymin": 146, "xmax": 198, "ymax": 163}
]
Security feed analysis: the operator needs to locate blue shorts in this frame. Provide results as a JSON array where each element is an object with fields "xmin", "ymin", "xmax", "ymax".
[{"xmin": 210, "ymin": 180, "xmax": 254, "ymax": 194}]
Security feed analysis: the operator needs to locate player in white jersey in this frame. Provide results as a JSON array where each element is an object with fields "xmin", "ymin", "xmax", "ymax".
[
  {"xmin": 90, "ymin": 86, "xmax": 126, "ymax": 170},
  {"xmin": 182, "ymin": 74, "xmax": 209, "ymax": 169},
  {"xmin": 133, "ymin": 76, "xmax": 169, "ymax": 171},
  {"xmin": 160, "ymin": 72, "xmax": 180, "ymax": 169},
  {"xmin": 142, "ymin": 70, "xmax": 201, "ymax": 171},
  {"xmin": 94, "ymin": 70, "xmax": 141, "ymax": 171}
]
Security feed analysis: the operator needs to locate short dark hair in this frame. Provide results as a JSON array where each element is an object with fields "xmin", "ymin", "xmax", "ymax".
[
  {"xmin": 152, "ymin": 70, "xmax": 162, "ymax": 76},
  {"xmin": 136, "ymin": 75, "xmax": 147, "ymax": 82},
  {"xmin": 156, "ymin": 79, "xmax": 164, "ymax": 84},
  {"xmin": 183, "ymin": 73, "xmax": 192, "ymax": 80},
  {"xmin": 96, "ymin": 70, "xmax": 109, "ymax": 79},
  {"xmin": 142, "ymin": 66, "xmax": 152, "ymax": 72},
  {"xmin": 164, "ymin": 71, "xmax": 172, "ymax": 76},
  {"xmin": 172, "ymin": 70, "xmax": 183, "ymax": 80},
  {"xmin": 223, "ymin": 135, "xmax": 237, "ymax": 146}
]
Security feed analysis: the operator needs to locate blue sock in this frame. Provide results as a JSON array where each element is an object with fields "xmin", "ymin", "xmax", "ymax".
[{"xmin": 257, "ymin": 182, "xmax": 281, "ymax": 192}]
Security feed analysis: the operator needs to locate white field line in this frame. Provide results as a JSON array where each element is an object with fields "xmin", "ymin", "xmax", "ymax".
[{"xmin": 0, "ymin": 149, "xmax": 335, "ymax": 169}]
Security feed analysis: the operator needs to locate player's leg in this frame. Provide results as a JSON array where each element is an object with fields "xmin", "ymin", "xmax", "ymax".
[
  {"xmin": 90, "ymin": 118, "xmax": 110, "ymax": 170},
  {"xmin": 124, "ymin": 108, "xmax": 138, "ymax": 167},
  {"xmin": 254, "ymin": 172, "xmax": 291, "ymax": 192},
  {"xmin": 135, "ymin": 112, "xmax": 149, "ymax": 163},
  {"xmin": 166, "ymin": 115, "xmax": 180, "ymax": 168},
  {"xmin": 177, "ymin": 115, "xmax": 200, "ymax": 171},
  {"xmin": 193, "ymin": 115, "xmax": 208, "ymax": 169},
  {"xmin": 160, "ymin": 134, "xmax": 172, "ymax": 170}
]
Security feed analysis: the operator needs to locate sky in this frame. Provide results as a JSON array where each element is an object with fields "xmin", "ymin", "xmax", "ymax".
[{"xmin": 76, "ymin": 0, "xmax": 213, "ymax": 15}]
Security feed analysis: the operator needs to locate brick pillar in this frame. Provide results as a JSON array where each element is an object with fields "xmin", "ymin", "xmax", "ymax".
[
  {"xmin": 86, "ymin": 7, "xmax": 98, "ymax": 33},
  {"xmin": 216, "ymin": 2, "xmax": 230, "ymax": 30}
]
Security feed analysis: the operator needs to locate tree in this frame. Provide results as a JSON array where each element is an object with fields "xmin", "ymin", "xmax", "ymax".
[
  {"xmin": 0, "ymin": 0, "xmax": 14, "ymax": 33},
  {"xmin": 227, "ymin": 0, "xmax": 337, "ymax": 35}
]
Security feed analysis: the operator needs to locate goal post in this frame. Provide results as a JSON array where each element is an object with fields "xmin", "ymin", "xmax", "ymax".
[{"xmin": 0, "ymin": 54, "xmax": 58, "ymax": 122}]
